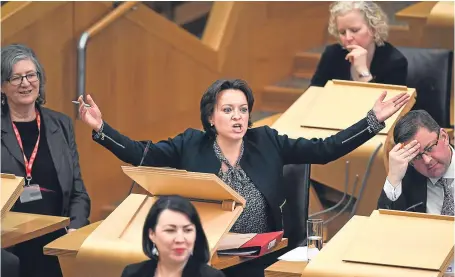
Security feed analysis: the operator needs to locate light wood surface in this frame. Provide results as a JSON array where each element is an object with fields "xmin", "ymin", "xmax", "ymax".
[
  {"xmin": 343, "ymin": 211, "xmax": 454, "ymax": 271},
  {"xmin": 122, "ymin": 166, "xmax": 246, "ymax": 206},
  {"xmin": 396, "ymin": 1, "xmax": 454, "ymax": 50},
  {"xmin": 1, "ymin": 174, "xmax": 24, "ymax": 218},
  {"xmin": 86, "ymin": 1, "xmax": 138, "ymax": 37},
  {"xmin": 0, "ymin": 1, "xmax": 67, "ymax": 40},
  {"xmin": 301, "ymin": 213, "xmax": 453, "ymax": 277},
  {"xmin": 44, "ymin": 220, "xmax": 102, "ymax": 257},
  {"xmin": 265, "ymin": 260, "xmax": 307, "ymax": 277},
  {"xmin": 395, "ymin": 2, "xmax": 437, "ymax": 21},
  {"xmin": 2, "ymin": 212, "xmax": 69, "ymax": 248},
  {"xmin": 300, "ymin": 80, "xmax": 410, "ymax": 135},
  {"xmin": 426, "ymin": 1, "xmax": 455, "ymax": 28},
  {"xmin": 271, "ymin": 83, "xmax": 416, "ymax": 217}
]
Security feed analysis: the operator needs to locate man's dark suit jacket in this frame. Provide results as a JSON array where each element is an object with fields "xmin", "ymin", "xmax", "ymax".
[
  {"xmin": 377, "ymin": 166, "xmax": 428, "ymax": 213},
  {"xmin": 311, "ymin": 42, "xmax": 408, "ymax": 87},
  {"xmin": 121, "ymin": 259, "xmax": 225, "ymax": 277},
  {"xmin": 1, "ymin": 105, "xmax": 90, "ymax": 229},
  {"xmin": 95, "ymin": 116, "xmax": 379, "ymax": 231}
]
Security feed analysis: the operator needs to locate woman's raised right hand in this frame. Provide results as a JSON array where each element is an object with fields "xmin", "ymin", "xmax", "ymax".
[{"xmin": 78, "ymin": 94, "xmax": 103, "ymax": 132}]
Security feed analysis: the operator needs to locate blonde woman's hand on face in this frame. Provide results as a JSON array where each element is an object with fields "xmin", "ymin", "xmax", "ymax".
[
  {"xmin": 345, "ymin": 44, "xmax": 369, "ymax": 73},
  {"xmin": 387, "ymin": 140, "xmax": 420, "ymax": 186},
  {"xmin": 78, "ymin": 94, "xmax": 103, "ymax": 132},
  {"xmin": 372, "ymin": 91, "xmax": 410, "ymax": 123}
]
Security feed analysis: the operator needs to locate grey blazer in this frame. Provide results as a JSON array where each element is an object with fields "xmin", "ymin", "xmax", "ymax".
[{"xmin": 1, "ymin": 105, "xmax": 90, "ymax": 229}]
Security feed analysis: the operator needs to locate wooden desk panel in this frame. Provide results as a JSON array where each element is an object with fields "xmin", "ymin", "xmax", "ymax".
[
  {"xmin": 44, "ymin": 220, "xmax": 288, "ymax": 276},
  {"xmin": 265, "ymin": 260, "xmax": 307, "ymax": 277},
  {"xmin": 2, "ymin": 212, "xmax": 69, "ymax": 248},
  {"xmin": 302, "ymin": 216, "xmax": 442, "ymax": 277}
]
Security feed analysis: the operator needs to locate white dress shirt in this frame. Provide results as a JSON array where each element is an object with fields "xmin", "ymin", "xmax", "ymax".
[{"xmin": 383, "ymin": 147, "xmax": 455, "ymax": 215}]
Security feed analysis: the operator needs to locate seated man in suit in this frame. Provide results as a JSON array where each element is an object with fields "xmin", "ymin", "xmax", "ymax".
[{"xmin": 378, "ymin": 110, "xmax": 453, "ymax": 215}]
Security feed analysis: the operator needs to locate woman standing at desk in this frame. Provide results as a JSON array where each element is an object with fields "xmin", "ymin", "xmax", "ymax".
[
  {"xmin": 311, "ymin": 1, "xmax": 408, "ymax": 87},
  {"xmin": 78, "ymin": 78, "xmax": 409, "ymax": 276},
  {"xmin": 1, "ymin": 44, "xmax": 91, "ymax": 277}
]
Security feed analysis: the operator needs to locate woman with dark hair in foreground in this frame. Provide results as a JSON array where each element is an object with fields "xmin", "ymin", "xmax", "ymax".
[{"xmin": 121, "ymin": 195, "xmax": 225, "ymax": 277}]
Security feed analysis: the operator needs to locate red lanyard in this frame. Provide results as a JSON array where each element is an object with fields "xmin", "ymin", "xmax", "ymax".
[{"xmin": 11, "ymin": 109, "xmax": 41, "ymax": 186}]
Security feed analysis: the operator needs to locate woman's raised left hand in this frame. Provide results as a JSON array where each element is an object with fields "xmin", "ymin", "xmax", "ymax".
[{"xmin": 372, "ymin": 91, "xmax": 410, "ymax": 122}]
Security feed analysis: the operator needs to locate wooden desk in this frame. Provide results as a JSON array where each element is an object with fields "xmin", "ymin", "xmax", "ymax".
[
  {"xmin": 302, "ymin": 216, "xmax": 445, "ymax": 277},
  {"xmin": 2, "ymin": 211, "xmax": 70, "ymax": 248},
  {"xmin": 265, "ymin": 260, "xmax": 307, "ymax": 277},
  {"xmin": 45, "ymin": 220, "xmax": 288, "ymax": 276}
]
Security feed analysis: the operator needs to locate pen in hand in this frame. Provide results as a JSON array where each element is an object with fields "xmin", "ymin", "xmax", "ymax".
[{"xmin": 72, "ymin": 100, "xmax": 91, "ymax": 108}]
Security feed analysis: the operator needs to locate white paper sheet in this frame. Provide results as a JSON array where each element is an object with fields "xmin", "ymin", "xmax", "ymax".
[{"xmin": 278, "ymin": 246, "xmax": 320, "ymax": 262}]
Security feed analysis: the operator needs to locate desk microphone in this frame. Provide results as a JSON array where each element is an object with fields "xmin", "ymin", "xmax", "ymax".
[
  {"xmin": 405, "ymin": 202, "xmax": 424, "ymax": 212},
  {"xmin": 127, "ymin": 140, "xmax": 152, "ymax": 196}
]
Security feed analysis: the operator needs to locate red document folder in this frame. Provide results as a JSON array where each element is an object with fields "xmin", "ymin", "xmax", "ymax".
[{"xmin": 216, "ymin": 231, "xmax": 284, "ymax": 258}]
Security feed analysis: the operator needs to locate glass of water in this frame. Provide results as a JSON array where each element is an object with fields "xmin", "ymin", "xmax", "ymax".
[{"xmin": 307, "ymin": 218, "xmax": 323, "ymax": 261}]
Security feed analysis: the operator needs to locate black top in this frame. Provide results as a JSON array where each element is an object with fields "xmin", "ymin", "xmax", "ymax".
[
  {"xmin": 121, "ymin": 259, "xmax": 225, "ymax": 277},
  {"xmin": 94, "ymin": 115, "xmax": 382, "ymax": 232},
  {"xmin": 11, "ymin": 118, "xmax": 63, "ymax": 216},
  {"xmin": 310, "ymin": 42, "xmax": 408, "ymax": 87},
  {"xmin": 2, "ymin": 105, "xmax": 90, "ymax": 229}
]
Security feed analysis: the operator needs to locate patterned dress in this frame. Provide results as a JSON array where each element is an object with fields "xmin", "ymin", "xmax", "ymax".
[{"xmin": 213, "ymin": 140, "xmax": 271, "ymax": 233}]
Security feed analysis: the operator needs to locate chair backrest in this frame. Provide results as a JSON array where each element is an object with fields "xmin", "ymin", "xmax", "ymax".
[
  {"xmin": 282, "ymin": 164, "xmax": 311, "ymax": 248},
  {"xmin": 397, "ymin": 47, "xmax": 453, "ymax": 128}
]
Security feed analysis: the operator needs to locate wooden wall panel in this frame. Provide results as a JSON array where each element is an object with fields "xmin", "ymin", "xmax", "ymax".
[{"xmin": 204, "ymin": 2, "xmax": 331, "ymax": 109}]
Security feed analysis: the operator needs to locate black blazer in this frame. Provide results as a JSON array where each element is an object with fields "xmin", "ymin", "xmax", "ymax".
[
  {"xmin": 95, "ymin": 116, "xmax": 379, "ymax": 231},
  {"xmin": 377, "ymin": 166, "xmax": 427, "ymax": 213},
  {"xmin": 311, "ymin": 42, "xmax": 408, "ymax": 87},
  {"xmin": 121, "ymin": 259, "xmax": 225, "ymax": 277},
  {"xmin": 1, "ymin": 106, "xmax": 90, "ymax": 229}
]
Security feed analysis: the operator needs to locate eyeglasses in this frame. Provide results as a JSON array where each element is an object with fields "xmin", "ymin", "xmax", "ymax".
[
  {"xmin": 410, "ymin": 131, "xmax": 440, "ymax": 164},
  {"xmin": 8, "ymin": 72, "xmax": 39, "ymax": 86}
]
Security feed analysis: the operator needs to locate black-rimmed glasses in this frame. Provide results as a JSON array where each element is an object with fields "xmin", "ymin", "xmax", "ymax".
[
  {"xmin": 8, "ymin": 72, "xmax": 39, "ymax": 86},
  {"xmin": 410, "ymin": 131, "xmax": 441, "ymax": 164}
]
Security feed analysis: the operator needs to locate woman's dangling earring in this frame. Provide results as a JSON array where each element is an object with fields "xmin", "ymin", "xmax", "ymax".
[
  {"xmin": 152, "ymin": 244, "xmax": 159, "ymax": 256},
  {"xmin": 1, "ymin": 93, "xmax": 5, "ymax": 105}
]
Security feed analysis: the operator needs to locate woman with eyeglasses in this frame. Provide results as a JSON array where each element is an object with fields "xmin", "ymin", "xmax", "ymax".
[{"xmin": 1, "ymin": 44, "xmax": 91, "ymax": 277}]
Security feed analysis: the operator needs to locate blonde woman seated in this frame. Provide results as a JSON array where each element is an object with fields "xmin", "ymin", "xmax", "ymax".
[
  {"xmin": 121, "ymin": 195, "xmax": 225, "ymax": 277},
  {"xmin": 311, "ymin": 1, "xmax": 408, "ymax": 87}
]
